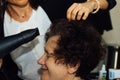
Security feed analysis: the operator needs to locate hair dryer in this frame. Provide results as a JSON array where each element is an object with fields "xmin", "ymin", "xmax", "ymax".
[{"xmin": 0, "ymin": 28, "xmax": 39, "ymax": 58}]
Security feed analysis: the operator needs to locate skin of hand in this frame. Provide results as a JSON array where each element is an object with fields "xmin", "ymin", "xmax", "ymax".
[{"xmin": 67, "ymin": 0, "xmax": 108, "ymax": 21}]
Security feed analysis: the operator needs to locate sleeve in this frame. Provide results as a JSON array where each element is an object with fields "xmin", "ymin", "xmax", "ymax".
[{"xmin": 107, "ymin": 0, "xmax": 117, "ymax": 10}]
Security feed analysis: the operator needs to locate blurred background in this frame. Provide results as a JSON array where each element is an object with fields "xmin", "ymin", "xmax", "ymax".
[{"xmin": 102, "ymin": 0, "xmax": 120, "ymax": 45}]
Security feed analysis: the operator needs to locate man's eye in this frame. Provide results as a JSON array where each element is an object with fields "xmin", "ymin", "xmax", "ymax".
[
  {"xmin": 47, "ymin": 54, "xmax": 51, "ymax": 58},
  {"xmin": 46, "ymin": 54, "xmax": 54, "ymax": 58}
]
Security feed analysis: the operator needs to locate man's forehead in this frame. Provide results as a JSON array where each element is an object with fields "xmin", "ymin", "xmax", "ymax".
[{"xmin": 45, "ymin": 35, "xmax": 60, "ymax": 52}]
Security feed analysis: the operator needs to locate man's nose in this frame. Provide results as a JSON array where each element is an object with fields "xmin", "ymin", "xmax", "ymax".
[{"xmin": 37, "ymin": 54, "xmax": 46, "ymax": 65}]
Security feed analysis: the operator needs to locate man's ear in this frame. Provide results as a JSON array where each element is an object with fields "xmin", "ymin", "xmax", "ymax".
[{"xmin": 67, "ymin": 63, "xmax": 80, "ymax": 74}]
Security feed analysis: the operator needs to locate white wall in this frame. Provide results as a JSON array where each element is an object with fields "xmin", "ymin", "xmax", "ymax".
[{"xmin": 102, "ymin": 0, "xmax": 120, "ymax": 45}]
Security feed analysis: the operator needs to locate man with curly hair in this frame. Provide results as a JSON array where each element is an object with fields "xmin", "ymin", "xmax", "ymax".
[{"xmin": 38, "ymin": 19, "xmax": 106, "ymax": 80}]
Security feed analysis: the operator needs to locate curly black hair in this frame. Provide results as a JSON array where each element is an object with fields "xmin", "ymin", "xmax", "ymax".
[{"xmin": 45, "ymin": 19, "xmax": 106, "ymax": 79}]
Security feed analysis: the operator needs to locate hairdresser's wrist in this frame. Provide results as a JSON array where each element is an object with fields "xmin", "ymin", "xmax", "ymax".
[
  {"xmin": 87, "ymin": 0, "xmax": 100, "ymax": 13},
  {"xmin": 88, "ymin": 0, "xmax": 99, "ymax": 9}
]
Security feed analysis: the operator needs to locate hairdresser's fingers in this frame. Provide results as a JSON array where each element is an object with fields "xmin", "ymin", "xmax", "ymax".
[
  {"xmin": 82, "ymin": 10, "xmax": 89, "ymax": 20},
  {"xmin": 76, "ymin": 10, "xmax": 84, "ymax": 20},
  {"xmin": 76, "ymin": 5, "xmax": 90, "ymax": 20},
  {"xmin": 71, "ymin": 4, "xmax": 83, "ymax": 20},
  {"xmin": 77, "ymin": 2, "xmax": 93, "ymax": 20},
  {"xmin": 67, "ymin": 3, "xmax": 78, "ymax": 20},
  {"xmin": 67, "ymin": 1, "xmax": 96, "ymax": 21}
]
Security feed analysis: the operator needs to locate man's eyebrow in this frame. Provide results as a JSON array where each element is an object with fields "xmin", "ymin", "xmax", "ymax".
[{"xmin": 44, "ymin": 47, "xmax": 55, "ymax": 55}]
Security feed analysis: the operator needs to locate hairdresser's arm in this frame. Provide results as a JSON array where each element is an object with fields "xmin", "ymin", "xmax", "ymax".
[
  {"xmin": 67, "ymin": 0, "xmax": 110, "ymax": 20},
  {"xmin": 107, "ymin": 0, "xmax": 116, "ymax": 10}
]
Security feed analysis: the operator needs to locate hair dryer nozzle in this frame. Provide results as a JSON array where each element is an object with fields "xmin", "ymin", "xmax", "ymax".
[{"xmin": 0, "ymin": 28, "xmax": 40, "ymax": 58}]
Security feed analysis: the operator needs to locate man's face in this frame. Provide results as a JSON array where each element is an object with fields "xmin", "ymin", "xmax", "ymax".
[{"xmin": 38, "ymin": 35, "xmax": 69, "ymax": 80}]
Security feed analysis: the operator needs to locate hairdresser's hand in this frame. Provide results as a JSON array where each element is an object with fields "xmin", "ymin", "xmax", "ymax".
[{"xmin": 67, "ymin": 1, "xmax": 97, "ymax": 20}]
